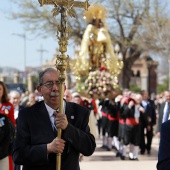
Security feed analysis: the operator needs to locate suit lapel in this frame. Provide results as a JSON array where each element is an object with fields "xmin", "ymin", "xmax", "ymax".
[
  {"xmin": 35, "ymin": 102, "xmax": 56, "ymax": 139},
  {"xmin": 65, "ymin": 102, "xmax": 75, "ymax": 125}
]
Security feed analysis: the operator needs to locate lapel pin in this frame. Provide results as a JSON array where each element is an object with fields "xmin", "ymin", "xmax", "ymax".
[{"xmin": 71, "ymin": 116, "xmax": 74, "ymax": 119}]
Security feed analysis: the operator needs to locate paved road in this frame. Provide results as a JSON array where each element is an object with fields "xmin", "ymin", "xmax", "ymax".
[{"xmin": 80, "ymin": 136, "xmax": 160, "ymax": 170}]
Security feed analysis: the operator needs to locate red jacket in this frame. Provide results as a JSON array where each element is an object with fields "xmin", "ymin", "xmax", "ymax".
[{"xmin": 0, "ymin": 102, "xmax": 16, "ymax": 125}]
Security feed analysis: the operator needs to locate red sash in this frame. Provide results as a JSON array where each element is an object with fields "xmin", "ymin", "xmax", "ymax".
[
  {"xmin": 126, "ymin": 118, "xmax": 139, "ymax": 125},
  {"xmin": 108, "ymin": 114, "xmax": 118, "ymax": 121},
  {"xmin": 101, "ymin": 111, "xmax": 107, "ymax": 117}
]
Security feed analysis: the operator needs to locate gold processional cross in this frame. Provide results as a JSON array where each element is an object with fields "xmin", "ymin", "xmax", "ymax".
[{"xmin": 38, "ymin": 0, "xmax": 90, "ymax": 170}]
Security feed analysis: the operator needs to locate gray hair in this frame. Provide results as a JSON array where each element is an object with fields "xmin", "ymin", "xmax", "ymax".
[
  {"xmin": 38, "ymin": 67, "xmax": 58, "ymax": 85},
  {"xmin": 9, "ymin": 90, "xmax": 21, "ymax": 97}
]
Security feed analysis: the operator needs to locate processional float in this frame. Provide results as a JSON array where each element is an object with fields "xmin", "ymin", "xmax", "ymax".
[
  {"xmin": 70, "ymin": 4, "xmax": 124, "ymax": 98},
  {"xmin": 38, "ymin": 0, "xmax": 90, "ymax": 170}
]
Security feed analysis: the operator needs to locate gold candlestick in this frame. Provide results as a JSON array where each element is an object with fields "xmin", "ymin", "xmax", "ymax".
[{"xmin": 38, "ymin": 1, "xmax": 90, "ymax": 170}]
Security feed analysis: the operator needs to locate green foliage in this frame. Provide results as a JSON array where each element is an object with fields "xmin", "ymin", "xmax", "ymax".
[
  {"xmin": 157, "ymin": 77, "xmax": 169, "ymax": 93},
  {"xmin": 33, "ymin": 75, "xmax": 38, "ymax": 90},
  {"xmin": 129, "ymin": 84, "xmax": 141, "ymax": 93}
]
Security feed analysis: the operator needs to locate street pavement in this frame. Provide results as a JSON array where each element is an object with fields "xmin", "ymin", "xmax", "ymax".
[{"xmin": 80, "ymin": 136, "xmax": 160, "ymax": 170}]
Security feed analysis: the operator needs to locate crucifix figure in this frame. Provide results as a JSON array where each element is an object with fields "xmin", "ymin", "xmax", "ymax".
[{"xmin": 38, "ymin": 0, "xmax": 89, "ymax": 17}]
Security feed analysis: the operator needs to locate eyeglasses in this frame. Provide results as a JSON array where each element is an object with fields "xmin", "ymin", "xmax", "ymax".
[{"xmin": 41, "ymin": 81, "xmax": 60, "ymax": 89}]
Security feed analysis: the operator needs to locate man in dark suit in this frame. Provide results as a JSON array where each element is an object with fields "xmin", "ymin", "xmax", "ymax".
[
  {"xmin": 9, "ymin": 90, "xmax": 25, "ymax": 123},
  {"xmin": 157, "ymin": 91, "xmax": 170, "ymax": 138},
  {"xmin": 140, "ymin": 90, "xmax": 156, "ymax": 155},
  {"xmin": 12, "ymin": 67, "xmax": 96, "ymax": 170},
  {"xmin": 157, "ymin": 120, "xmax": 170, "ymax": 170}
]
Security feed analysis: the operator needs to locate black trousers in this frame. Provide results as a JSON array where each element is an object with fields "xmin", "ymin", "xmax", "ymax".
[
  {"xmin": 140, "ymin": 125, "xmax": 153, "ymax": 153},
  {"xmin": 146, "ymin": 126, "xmax": 153, "ymax": 152},
  {"xmin": 97, "ymin": 118, "xmax": 102, "ymax": 136}
]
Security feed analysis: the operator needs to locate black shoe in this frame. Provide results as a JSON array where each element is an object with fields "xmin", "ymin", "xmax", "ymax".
[
  {"xmin": 140, "ymin": 151, "xmax": 145, "ymax": 155},
  {"xmin": 147, "ymin": 150, "xmax": 150, "ymax": 155},
  {"xmin": 120, "ymin": 155, "xmax": 125, "ymax": 160},
  {"xmin": 129, "ymin": 157, "xmax": 134, "ymax": 160},
  {"xmin": 112, "ymin": 145, "xmax": 117, "ymax": 151},
  {"xmin": 100, "ymin": 145, "xmax": 107, "ymax": 149},
  {"xmin": 129, "ymin": 157, "xmax": 139, "ymax": 161},
  {"xmin": 116, "ymin": 152, "xmax": 120, "ymax": 157},
  {"xmin": 133, "ymin": 158, "xmax": 139, "ymax": 161},
  {"xmin": 106, "ymin": 148, "xmax": 111, "ymax": 151}
]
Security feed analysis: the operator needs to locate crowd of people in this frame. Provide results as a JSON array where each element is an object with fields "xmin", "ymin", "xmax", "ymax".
[
  {"xmin": 95, "ymin": 89, "xmax": 157, "ymax": 160},
  {"xmin": 0, "ymin": 67, "xmax": 170, "ymax": 170},
  {"xmin": 65, "ymin": 86, "xmax": 170, "ymax": 162},
  {"xmin": 58, "ymin": 81, "xmax": 170, "ymax": 163}
]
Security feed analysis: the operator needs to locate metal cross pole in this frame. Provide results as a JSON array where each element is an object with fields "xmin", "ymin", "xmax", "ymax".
[{"xmin": 38, "ymin": 1, "xmax": 90, "ymax": 170}]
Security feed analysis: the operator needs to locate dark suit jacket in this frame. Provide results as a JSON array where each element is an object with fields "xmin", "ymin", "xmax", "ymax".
[
  {"xmin": 157, "ymin": 102, "xmax": 166, "ymax": 133},
  {"xmin": 157, "ymin": 120, "xmax": 170, "ymax": 170},
  {"xmin": 12, "ymin": 101, "xmax": 96, "ymax": 170},
  {"xmin": 142, "ymin": 99, "xmax": 156, "ymax": 126},
  {"xmin": 15, "ymin": 105, "xmax": 25, "ymax": 124}
]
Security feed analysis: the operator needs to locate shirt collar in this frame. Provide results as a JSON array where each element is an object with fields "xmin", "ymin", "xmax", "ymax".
[
  {"xmin": 142, "ymin": 100, "xmax": 147, "ymax": 105},
  {"xmin": 44, "ymin": 103, "xmax": 56, "ymax": 117},
  {"xmin": 166, "ymin": 102, "xmax": 170, "ymax": 106},
  {"xmin": 44, "ymin": 99, "xmax": 66, "ymax": 116}
]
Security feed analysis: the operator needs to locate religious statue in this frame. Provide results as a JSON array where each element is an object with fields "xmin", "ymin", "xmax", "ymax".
[{"xmin": 79, "ymin": 4, "xmax": 116, "ymax": 71}]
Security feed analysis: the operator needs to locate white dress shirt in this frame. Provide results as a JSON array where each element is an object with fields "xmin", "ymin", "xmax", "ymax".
[
  {"xmin": 44, "ymin": 103, "xmax": 56, "ymax": 130},
  {"xmin": 162, "ymin": 102, "xmax": 170, "ymax": 123}
]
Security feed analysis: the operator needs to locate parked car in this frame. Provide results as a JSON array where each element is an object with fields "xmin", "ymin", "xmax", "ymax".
[{"xmin": 5, "ymin": 83, "xmax": 27, "ymax": 94}]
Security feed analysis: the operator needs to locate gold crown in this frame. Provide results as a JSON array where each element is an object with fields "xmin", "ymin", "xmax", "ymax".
[{"xmin": 84, "ymin": 3, "xmax": 108, "ymax": 23}]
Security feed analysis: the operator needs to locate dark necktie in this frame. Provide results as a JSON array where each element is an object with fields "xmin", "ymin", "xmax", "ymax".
[{"xmin": 53, "ymin": 110, "xmax": 58, "ymax": 136}]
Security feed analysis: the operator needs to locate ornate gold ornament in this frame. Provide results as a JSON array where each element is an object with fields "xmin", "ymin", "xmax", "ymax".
[
  {"xmin": 38, "ymin": 0, "xmax": 89, "ymax": 17},
  {"xmin": 84, "ymin": 3, "xmax": 108, "ymax": 23},
  {"xmin": 38, "ymin": 0, "xmax": 89, "ymax": 170}
]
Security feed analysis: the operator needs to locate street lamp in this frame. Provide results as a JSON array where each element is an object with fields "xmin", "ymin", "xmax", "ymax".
[
  {"xmin": 12, "ymin": 33, "xmax": 27, "ymax": 83},
  {"xmin": 12, "ymin": 33, "xmax": 26, "ymax": 71}
]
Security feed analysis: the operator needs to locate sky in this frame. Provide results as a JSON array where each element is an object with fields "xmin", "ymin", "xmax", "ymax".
[
  {"xmin": 1, "ymin": 0, "xmax": 169, "ymax": 73},
  {"xmin": 0, "ymin": 1, "xmax": 75, "ymax": 72}
]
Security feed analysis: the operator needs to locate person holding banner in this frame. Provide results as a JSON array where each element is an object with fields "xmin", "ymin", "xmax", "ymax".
[{"xmin": 13, "ymin": 67, "xmax": 96, "ymax": 170}]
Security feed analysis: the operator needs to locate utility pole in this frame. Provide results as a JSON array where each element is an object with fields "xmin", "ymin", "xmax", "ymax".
[{"xmin": 37, "ymin": 45, "xmax": 48, "ymax": 67}]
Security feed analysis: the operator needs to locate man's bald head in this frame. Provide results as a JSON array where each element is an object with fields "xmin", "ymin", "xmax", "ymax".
[{"xmin": 64, "ymin": 89, "xmax": 72, "ymax": 102}]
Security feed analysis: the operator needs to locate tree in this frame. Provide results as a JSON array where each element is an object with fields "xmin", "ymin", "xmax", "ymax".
[
  {"xmin": 103, "ymin": 0, "xmax": 170, "ymax": 88},
  {"xmin": 9, "ymin": 0, "xmax": 170, "ymax": 88},
  {"xmin": 9, "ymin": 0, "xmax": 86, "ymax": 39},
  {"xmin": 137, "ymin": 10, "xmax": 170, "ymax": 76},
  {"xmin": 157, "ymin": 77, "xmax": 169, "ymax": 93}
]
